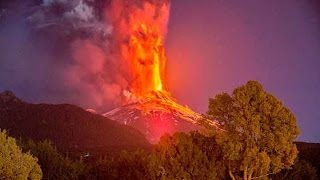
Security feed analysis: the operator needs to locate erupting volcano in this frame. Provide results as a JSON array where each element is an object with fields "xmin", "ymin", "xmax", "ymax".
[
  {"xmin": 103, "ymin": 0, "xmax": 219, "ymax": 143},
  {"xmin": 128, "ymin": 22, "xmax": 165, "ymax": 94}
]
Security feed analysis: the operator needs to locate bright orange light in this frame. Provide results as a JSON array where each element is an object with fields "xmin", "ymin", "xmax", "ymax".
[{"xmin": 128, "ymin": 22, "xmax": 166, "ymax": 95}]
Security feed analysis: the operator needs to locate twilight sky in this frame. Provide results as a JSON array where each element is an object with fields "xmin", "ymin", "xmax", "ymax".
[{"xmin": 166, "ymin": 0, "xmax": 320, "ymax": 142}]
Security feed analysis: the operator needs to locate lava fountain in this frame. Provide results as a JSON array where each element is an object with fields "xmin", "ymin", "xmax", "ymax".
[
  {"xmin": 128, "ymin": 23, "xmax": 165, "ymax": 94},
  {"xmin": 104, "ymin": 0, "xmax": 219, "ymax": 143},
  {"xmin": 114, "ymin": 0, "xmax": 169, "ymax": 97}
]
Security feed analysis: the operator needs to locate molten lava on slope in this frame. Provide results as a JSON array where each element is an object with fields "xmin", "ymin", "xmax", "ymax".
[
  {"xmin": 104, "ymin": 0, "xmax": 219, "ymax": 143},
  {"xmin": 104, "ymin": 91, "xmax": 219, "ymax": 143}
]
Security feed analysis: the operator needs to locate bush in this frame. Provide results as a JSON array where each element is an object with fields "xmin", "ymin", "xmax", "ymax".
[
  {"xmin": 20, "ymin": 139, "xmax": 86, "ymax": 180},
  {"xmin": 272, "ymin": 158, "xmax": 318, "ymax": 180},
  {"xmin": 0, "ymin": 130, "xmax": 42, "ymax": 180}
]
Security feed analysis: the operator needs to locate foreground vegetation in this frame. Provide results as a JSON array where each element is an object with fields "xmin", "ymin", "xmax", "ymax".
[
  {"xmin": 0, "ymin": 130, "xmax": 42, "ymax": 179},
  {"xmin": 0, "ymin": 81, "xmax": 318, "ymax": 179},
  {"xmin": 1, "ymin": 131, "xmax": 317, "ymax": 180},
  {"xmin": 207, "ymin": 81, "xmax": 300, "ymax": 179}
]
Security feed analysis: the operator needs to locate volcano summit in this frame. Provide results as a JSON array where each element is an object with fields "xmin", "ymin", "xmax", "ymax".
[
  {"xmin": 4, "ymin": 0, "xmax": 220, "ymax": 142},
  {"xmin": 104, "ymin": 91, "xmax": 220, "ymax": 143},
  {"xmin": 102, "ymin": 0, "xmax": 219, "ymax": 143}
]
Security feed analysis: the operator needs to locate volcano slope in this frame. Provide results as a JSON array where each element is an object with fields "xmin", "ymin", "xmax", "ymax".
[
  {"xmin": 104, "ymin": 91, "xmax": 220, "ymax": 143},
  {"xmin": 0, "ymin": 91, "xmax": 150, "ymax": 155}
]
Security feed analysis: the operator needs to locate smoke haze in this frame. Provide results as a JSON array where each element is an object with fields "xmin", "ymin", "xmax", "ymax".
[{"xmin": 0, "ymin": 0, "xmax": 170, "ymax": 111}]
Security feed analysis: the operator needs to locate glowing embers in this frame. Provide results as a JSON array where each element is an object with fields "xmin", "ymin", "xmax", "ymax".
[
  {"xmin": 104, "ymin": 91, "xmax": 210, "ymax": 143},
  {"xmin": 128, "ymin": 23, "xmax": 166, "ymax": 95},
  {"xmin": 147, "ymin": 113, "xmax": 174, "ymax": 142}
]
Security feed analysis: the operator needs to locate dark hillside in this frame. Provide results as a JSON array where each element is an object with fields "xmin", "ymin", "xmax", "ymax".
[
  {"xmin": 0, "ymin": 91, "xmax": 150, "ymax": 155},
  {"xmin": 295, "ymin": 141, "xmax": 320, "ymax": 176}
]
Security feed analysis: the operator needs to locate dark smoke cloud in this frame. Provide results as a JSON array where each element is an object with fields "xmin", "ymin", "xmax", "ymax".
[{"xmin": 0, "ymin": 0, "xmax": 169, "ymax": 112}]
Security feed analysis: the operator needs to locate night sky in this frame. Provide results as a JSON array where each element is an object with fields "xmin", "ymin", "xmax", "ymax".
[{"xmin": 166, "ymin": 0, "xmax": 320, "ymax": 142}]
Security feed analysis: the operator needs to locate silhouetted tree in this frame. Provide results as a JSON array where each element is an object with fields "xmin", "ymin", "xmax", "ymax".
[
  {"xmin": 271, "ymin": 158, "xmax": 318, "ymax": 180},
  {"xmin": 87, "ymin": 150, "xmax": 151, "ymax": 180},
  {"xmin": 152, "ymin": 132, "xmax": 226, "ymax": 179},
  {"xmin": 295, "ymin": 142, "xmax": 320, "ymax": 178},
  {"xmin": 87, "ymin": 132, "xmax": 227, "ymax": 180},
  {"xmin": 20, "ymin": 140, "xmax": 86, "ymax": 180},
  {"xmin": 207, "ymin": 81, "xmax": 300, "ymax": 180},
  {"xmin": 0, "ymin": 130, "xmax": 42, "ymax": 180}
]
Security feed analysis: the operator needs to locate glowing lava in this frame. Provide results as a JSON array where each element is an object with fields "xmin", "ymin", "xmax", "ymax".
[
  {"xmin": 129, "ymin": 24, "xmax": 166, "ymax": 95},
  {"xmin": 104, "ymin": 0, "xmax": 220, "ymax": 143},
  {"xmin": 113, "ymin": 0, "xmax": 170, "ymax": 97},
  {"xmin": 129, "ymin": 23, "xmax": 166, "ymax": 95}
]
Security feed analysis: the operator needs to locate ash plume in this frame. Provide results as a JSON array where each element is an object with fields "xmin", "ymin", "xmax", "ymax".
[{"xmin": 0, "ymin": 0, "xmax": 170, "ymax": 111}]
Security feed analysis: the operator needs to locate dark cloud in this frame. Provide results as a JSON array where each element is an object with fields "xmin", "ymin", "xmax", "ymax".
[{"xmin": 0, "ymin": 0, "xmax": 170, "ymax": 112}]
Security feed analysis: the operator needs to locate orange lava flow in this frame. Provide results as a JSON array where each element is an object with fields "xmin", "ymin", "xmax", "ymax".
[{"xmin": 128, "ymin": 22, "xmax": 166, "ymax": 95}]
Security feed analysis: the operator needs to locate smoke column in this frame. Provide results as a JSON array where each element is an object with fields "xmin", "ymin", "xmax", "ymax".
[{"xmin": 0, "ymin": 0, "xmax": 170, "ymax": 111}]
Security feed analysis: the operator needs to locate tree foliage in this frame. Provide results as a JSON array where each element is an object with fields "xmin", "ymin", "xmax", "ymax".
[
  {"xmin": 87, "ymin": 132, "xmax": 226, "ymax": 180},
  {"xmin": 207, "ymin": 81, "xmax": 300, "ymax": 180},
  {"xmin": 19, "ymin": 140, "xmax": 86, "ymax": 180},
  {"xmin": 153, "ymin": 132, "xmax": 225, "ymax": 179},
  {"xmin": 0, "ymin": 130, "xmax": 42, "ymax": 180},
  {"xmin": 271, "ymin": 158, "xmax": 318, "ymax": 180},
  {"xmin": 0, "ymin": 81, "xmax": 306, "ymax": 179},
  {"xmin": 88, "ymin": 150, "xmax": 151, "ymax": 180}
]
